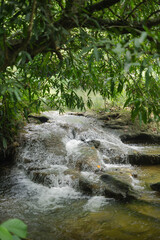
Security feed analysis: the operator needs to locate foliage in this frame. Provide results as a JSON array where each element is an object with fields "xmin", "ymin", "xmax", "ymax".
[
  {"xmin": 0, "ymin": 218, "xmax": 27, "ymax": 240},
  {"xmin": 0, "ymin": 0, "xmax": 160, "ymax": 151}
]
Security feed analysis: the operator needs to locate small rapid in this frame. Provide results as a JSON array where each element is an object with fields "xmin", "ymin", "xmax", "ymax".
[
  {"xmin": 15, "ymin": 111, "xmax": 135, "ymax": 195},
  {"xmin": 0, "ymin": 111, "xmax": 160, "ymax": 240},
  {"xmin": 15, "ymin": 111, "xmax": 160, "ymax": 201}
]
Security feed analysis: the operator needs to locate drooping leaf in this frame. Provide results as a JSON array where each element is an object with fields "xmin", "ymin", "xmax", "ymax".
[
  {"xmin": 0, "ymin": 226, "xmax": 12, "ymax": 240},
  {"xmin": 145, "ymin": 70, "xmax": 150, "ymax": 89},
  {"xmin": 1, "ymin": 219, "xmax": 27, "ymax": 239}
]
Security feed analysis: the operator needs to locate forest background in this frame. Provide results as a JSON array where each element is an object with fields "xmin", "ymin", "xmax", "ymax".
[{"xmin": 0, "ymin": 0, "xmax": 160, "ymax": 152}]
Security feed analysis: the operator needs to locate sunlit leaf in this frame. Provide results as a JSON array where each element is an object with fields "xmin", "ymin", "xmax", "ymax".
[
  {"xmin": 0, "ymin": 226, "xmax": 12, "ymax": 240},
  {"xmin": 1, "ymin": 219, "xmax": 27, "ymax": 239}
]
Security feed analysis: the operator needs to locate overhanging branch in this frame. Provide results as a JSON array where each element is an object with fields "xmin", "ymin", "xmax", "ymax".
[{"xmin": 85, "ymin": 0, "xmax": 120, "ymax": 13}]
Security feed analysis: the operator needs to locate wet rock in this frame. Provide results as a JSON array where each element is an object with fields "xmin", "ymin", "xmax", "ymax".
[
  {"xmin": 128, "ymin": 153, "xmax": 160, "ymax": 165},
  {"xmin": 27, "ymin": 168, "xmax": 76, "ymax": 188},
  {"xmin": 64, "ymin": 169, "xmax": 80, "ymax": 181},
  {"xmin": 86, "ymin": 140, "xmax": 101, "ymax": 148},
  {"xmin": 45, "ymin": 135, "xmax": 67, "ymax": 156},
  {"xmin": 99, "ymin": 113, "xmax": 120, "ymax": 121},
  {"xmin": 79, "ymin": 177, "xmax": 95, "ymax": 195},
  {"xmin": 0, "ymin": 145, "xmax": 16, "ymax": 162},
  {"xmin": 99, "ymin": 144, "xmax": 127, "ymax": 164},
  {"xmin": 75, "ymin": 146, "xmax": 101, "ymax": 171},
  {"xmin": 23, "ymin": 157, "xmax": 32, "ymax": 163},
  {"xmin": 28, "ymin": 115, "xmax": 49, "ymax": 123},
  {"xmin": 79, "ymin": 173, "xmax": 137, "ymax": 201},
  {"xmin": 150, "ymin": 182, "xmax": 160, "ymax": 192},
  {"xmin": 68, "ymin": 112, "xmax": 85, "ymax": 116},
  {"xmin": 102, "ymin": 155, "xmax": 111, "ymax": 164},
  {"xmin": 30, "ymin": 170, "xmax": 53, "ymax": 186},
  {"xmin": 66, "ymin": 140, "xmax": 102, "ymax": 171},
  {"xmin": 102, "ymin": 123, "xmax": 125, "ymax": 130},
  {"xmin": 120, "ymin": 133, "xmax": 160, "ymax": 144},
  {"xmin": 100, "ymin": 174, "xmax": 137, "ymax": 201}
]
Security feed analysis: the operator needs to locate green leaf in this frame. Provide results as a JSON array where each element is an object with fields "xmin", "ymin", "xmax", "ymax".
[
  {"xmin": 110, "ymin": 79, "xmax": 115, "ymax": 96},
  {"xmin": 113, "ymin": 43, "xmax": 124, "ymax": 54},
  {"xmin": 145, "ymin": 70, "xmax": 150, "ymax": 89},
  {"xmin": 139, "ymin": 32, "xmax": 147, "ymax": 44},
  {"xmin": 1, "ymin": 219, "xmax": 27, "ymax": 239},
  {"xmin": 117, "ymin": 81, "xmax": 123, "ymax": 93},
  {"xmin": 0, "ymin": 226, "xmax": 12, "ymax": 240},
  {"xmin": 94, "ymin": 46, "xmax": 99, "ymax": 61},
  {"xmin": 134, "ymin": 38, "xmax": 140, "ymax": 48},
  {"xmin": 126, "ymin": 50, "xmax": 131, "ymax": 62},
  {"xmin": 141, "ymin": 108, "xmax": 147, "ymax": 124},
  {"xmin": 12, "ymin": 235, "xmax": 21, "ymax": 240},
  {"xmin": 2, "ymin": 137, "xmax": 7, "ymax": 149},
  {"xmin": 131, "ymin": 106, "xmax": 140, "ymax": 120},
  {"xmin": 124, "ymin": 97, "xmax": 131, "ymax": 108}
]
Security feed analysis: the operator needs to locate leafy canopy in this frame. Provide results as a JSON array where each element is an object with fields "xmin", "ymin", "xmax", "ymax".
[{"xmin": 0, "ymin": 0, "xmax": 160, "ymax": 149}]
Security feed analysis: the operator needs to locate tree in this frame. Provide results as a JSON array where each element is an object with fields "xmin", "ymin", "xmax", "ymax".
[{"xmin": 0, "ymin": 0, "xmax": 160, "ymax": 151}]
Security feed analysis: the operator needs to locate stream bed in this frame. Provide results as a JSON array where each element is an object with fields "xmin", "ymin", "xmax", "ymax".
[{"xmin": 0, "ymin": 111, "xmax": 160, "ymax": 240}]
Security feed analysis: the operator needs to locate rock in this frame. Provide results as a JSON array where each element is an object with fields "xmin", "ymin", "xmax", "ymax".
[
  {"xmin": 100, "ymin": 174, "xmax": 137, "ymax": 201},
  {"xmin": 68, "ymin": 112, "xmax": 85, "ymax": 116},
  {"xmin": 28, "ymin": 115, "xmax": 49, "ymax": 123},
  {"xmin": 120, "ymin": 133, "xmax": 160, "ymax": 144},
  {"xmin": 44, "ymin": 134, "xmax": 67, "ymax": 156},
  {"xmin": 75, "ymin": 146, "xmax": 101, "ymax": 171},
  {"xmin": 0, "ymin": 145, "xmax": 16, "ymax": 162},
  {"xmin": 99, "ymin": 113, "xmax": 120, "ymax": 121},
  {"xmin": 30, "ymin": 170, "xmax": 53, "ymax": 186},
  {"xmin": 120, "ymin": 133, "xmax": 160, "ymax": 165},
  {"xmin": 27, "ymin": 168, "xmax": 78, "ymax": 188},
  {"xmin": 23, "ymin": 157, "xmax": 32, "ymax": 163},
  {"xmin": 150, "ymin": 182, "xmax": 160, "ymax": 192},
  {"xmin": 128, "ymin": 153, "xmax": 160, "ymax": 165},
  {"xmin": 102, "ymin": 123, "xmax": 125, "ymax": 130},
  {"xmin": 12, "ymin": 142, "xmax": 20, "ymax": 147},
  {"xmin": 79, "ymin": 173, "xmax": 137, "ymax": 201},
  {"xmin": 67, "ymin": 142, "xmax": 102, "ymax": 171},
  {"xmin": 79, "ymin": 177, "xmax": 95, "ymax": 195},
  {"xmin": 86, "ymin": 140, "xmax": 101, "ymax": 148},
  {"xmin": 102, "ymin": 155, "xmax": 111, "ymax": 164}
]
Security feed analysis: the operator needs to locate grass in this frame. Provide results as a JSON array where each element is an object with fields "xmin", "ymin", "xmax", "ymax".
[{"xmin": 65, "ymin": 89, "xmax": 126, "ymax": 113}]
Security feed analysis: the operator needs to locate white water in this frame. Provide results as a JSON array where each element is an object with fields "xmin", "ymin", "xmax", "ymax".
[
  {"xmin": 1, "ymin": 111, "xmax": 160, "ymax": 240},
  {"xmin": 15, "ymin": 111, "xmax": 145, "ymax": 209}
]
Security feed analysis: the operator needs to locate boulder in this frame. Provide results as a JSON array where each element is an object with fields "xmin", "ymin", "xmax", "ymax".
[
  {"xmin": 67, "ymin": 143, "xmax": 102, "ymax": 172},
  {"xmin": 150, "ymin": 182, "xmax": 160, "ymax": 192},
  {"xmin": 30, "ymin": 170, "xmax": 53, "ymax": 186},
  {"xmin": 128, "ymin": 153, "xmax": 160, "ymax": 165},
  {"xmin": 28, "ymin": 115, "xmax": 49, "ymax": 123},
  {"xmin": 79, "ymin": 173, "xmax": 137, "ymax": 201},
  {"xmin": 100, "ymin": 174, "xmax": 137, "ymax": 201},
  {"xmin": 120, "ymin": 133, "xmax": 160, "ymax": 144},
  {"xmin": 99, "ymin": 113, "xmax": 120, "ymax": 121},
  {"xmin": 86, "ymin": 140, "xmax": 101, "ymax": 149},
  {"xmin": 44, "ymin": 134, "xmax": 67, "ymax": 156}
]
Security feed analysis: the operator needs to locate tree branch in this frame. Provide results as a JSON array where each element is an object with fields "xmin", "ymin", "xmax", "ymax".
[
  {"xmin": 42, "ymin": 0, "xmax": 63, "ymax": 60},
  {"xmin": 108, "ymin": 7, "xmax": 122, "ymax": 20},
  {"xmin": 125, "ymin": 0, "xmax": 147, "ymax": 20},
  {"xmin": 85, "ymin": 0, "xmax": 120, "ymax": 13},
  {"xmin": 147, "ymin": 10, "xmax": 160, "ymax": 20},
  {"xmin": 26, "ymin": 0, "xmax": 37, "ymax": 43},
  {"xmin": 1, "ymin": 0, "xmax": 160, "ymax": 72},
  {"xmin": 145, "ymin": 17, "xmax": 160, "ymax": 28}
]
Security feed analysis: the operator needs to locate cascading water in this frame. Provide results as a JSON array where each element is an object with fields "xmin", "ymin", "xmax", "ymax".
[
  {"xmin": 16, "ymin": 111, "xmax": 134, "ymax": 193},
  {"xmin": 0, "ymin": 111, "xmax": 160, "ymax": 240}
]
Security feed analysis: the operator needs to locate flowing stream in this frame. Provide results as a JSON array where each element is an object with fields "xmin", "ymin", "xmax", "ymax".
[{"xmin": 0, "ymin": 111, "xmax": 160, "ymax": 240}]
